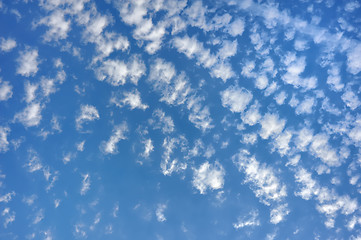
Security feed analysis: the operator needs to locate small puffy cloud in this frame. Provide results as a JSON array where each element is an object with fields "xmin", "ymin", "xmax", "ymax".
[
  {"xmin": 33, "ymin": 209, "xmax": 44, "ymax": 224},
  {"xmin": 346, "ymin": 44, "xmax": 361, "ymax": 75},
  {"xmin": 2, "ymin": 207, "xmax": 15, "ymax": 228},
  {"xmin": 345, "ymin": 1, "xmax": 360, "ymax": 12},
  {"xmin": 0, "ymin": 37, "xmax": 16, "ymax": 52},
  {"xmin": 96, "ymin": 55, "xmax": 146, "ymax": 86},
  {"xmin": 226, "ymin": 18, "xmax": 245, "ymax": 37},
  {"xmin": 141, "ymin": 138, "xmax": 154, "ymax": 158},
  {"xmin": 14, "ymin": 102, "xmax": 43, "ymax": 127},
  {"xmin": 233, "ymin": 210, "xmax": 260, "ymax": 229},
  {"xmin": 341, "ymin": 88, "xmax": 360, "ymax": 110},
  {"xmin": 221, "ymin": 85, "xmax": 252, "ymax": 113},
  {"xmin": 192, "ymin": 161, "xmax": 225, "ymax": 194},
  {"xmin": 25, "ymin": 149, "xmax": 43, "ymax": 173},
  {"xmin": 295, "ymin": 96, "xmax": 316, "ymax": 115},
  {"xmin": 149, "ymin": 109, "xmax": 175, "ymax": 134},
  {"xmin": 259, "ymin": 113, "xmax": 286, "ymax": 139},
  {"xmin": 0, "ymin": 191, "xmax": 15, "ymax": 203},
  {"xmin": 273, "ymin": 130, "xmax": 293, "ymax": 156},
  {"xmin": 270, "ymin": 204, "xmax": 290, "ymax": 224},
  {"xmin": 274, "ymin": 91, "xmax": 287, "ymax": 105},
  {"xmin": 156, "ymin": 204, "xmax": 167, "ymax": 222},
  {"xmin": 241, "ymin": 101, "xmax": 261, "ymax": 126},
  {"xmin": 255, "ymin": 75, "xmax": 268, "ymax": 90},
  {"xmin": 217, "ymin": 40, "xmax": 238, "ymax": 60},
  {"xmin": 0, "ymin": 81, "xmax": 13, "ymax": 101},
  {"xmin": 310, "ymin": 133, "xmax": 340, "ymax": 167},
  {"xmin": 232, "ymin": 150, "xmax": 287, "ymax": 206},
  {"xmin": 38, "ymin": 10, "xmax": 71, "ymax": 42},
  {"xmin": 110, "ymin": 89, "xmax": 148, "ymax": 110},
  {"xmin": 0, "ymin": 126, "xmax": 10, "ymax": 153},
  {"xmin": 16, "ymin": 48, "xmax": 39, "ymax": 77},
  {"xmin": 80, "ymin": 173, "xmax": 90, "ymax": 195},
  {"xmin": 161, "ymin": 136, "xmax": 188, "ymax": 176},
  {"xmin": 101, "ymin": 122, "xmax": 128, "ymax": 154},
  {"xmin": 294, "ymin": 127, "xmax": 313, "ymax": 151},
  {"xmin": 327, "ymin": 64, "xmax": 344, "ymax": 91},
  {"xmin": 24, "ymin": 81, "xmax": 39, "ymax": 103},
  {"xmin": 75, "ymin": 104, "xmax": 100, "ymax": 130}
]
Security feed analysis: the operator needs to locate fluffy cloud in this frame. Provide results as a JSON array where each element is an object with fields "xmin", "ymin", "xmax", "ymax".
[
  {"xmin": 110, "ymin": 89, "xmax": 148, "ymax": 110},
  {"xmin": 149, "ymin": 109, "xmax": 174, "ymax": 134},
  {"xmin": 75, "ymin": 104, "xmax": 100, "ymax": 130},
  {"xmin": 96, "ymin": 55, "xmax": 146, "ymax": 86},
  {"xmin": 161, "ymin": 136, "xmax": 188, "ymax": 176},
  {"xmin": 346, "ymin": 43, "xmax": 361, "ymax": 75},
  {"xmin": 14, "ymin": 102, "xmax": 43, "ymax": 127},
  {"xmin": 192, "ymin": 161, "xmax": 225, "ymax": 194},
  {"xmin": 226, "ymin": 18, "xmax": 245, "ymax": 37},
  {"xmin": 155, "ymin": 204, "xmax": 167, "ymax": 222},
  {"xmin": 38, "ymin": 10, "xmax": 71, "ymax": 42},
  {"xmin": 0, "ymin": 81, "xmax": 13, "ymax": 101},
  {"xmin": 233, "ymin": 210, "xmax": 260, "ymax": 229},
  {"xmin": 259, "ymin": 113, "xmax": 286, "ymax": 139},
  {"xmin": 101, "ymin": 122, "xmax": 128, "ymax": 155},
  {"xmin": 16, "ymin": 48, "xmax": 39, "ymax": 77},
  {"xmin": 232, "ymin": 149, "xmax": 287, "ymax": 205},
  {"xmin": 0, "ymin": 37, "xmax": 16, "ymax": 52},
  {"xmin": 221, "ymin": 85, "xmax": 252, "ymax": 113},
  {"xmin": 310, "ymin": 133, "xmax": 340, "ymax": 167},
  {"xmin": 0, "ymin": 126, "xmax": 10, "ymax": 153}
]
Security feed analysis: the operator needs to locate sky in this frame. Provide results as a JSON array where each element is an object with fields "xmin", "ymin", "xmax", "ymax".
[{"xmin": 0, "ymin": 0, "xmax": 361, "ymax": 239}]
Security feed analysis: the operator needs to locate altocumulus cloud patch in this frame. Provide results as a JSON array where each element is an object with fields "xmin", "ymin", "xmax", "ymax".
[{"xmin": 0, "ymin": 0, "xmax": 361, "ymax": 239}]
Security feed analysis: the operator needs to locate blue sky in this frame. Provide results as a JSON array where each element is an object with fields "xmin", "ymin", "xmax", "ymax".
[{"xmin": 0, "ymin": 0, "xmax": 361, "ymax": 239}]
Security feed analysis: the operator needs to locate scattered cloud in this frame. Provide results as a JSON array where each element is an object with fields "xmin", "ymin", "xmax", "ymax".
[{"xmin": 192, "ymin": 161, "xmax": 225, "ymax": 194}]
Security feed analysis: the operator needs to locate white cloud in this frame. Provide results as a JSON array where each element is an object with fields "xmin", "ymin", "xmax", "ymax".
[
  {"xmin": 110, "ymin": 89, "xmax": 148, "ymax": 110},
  {"xmin": 2, "ymin": 207, "xmax": 15, "ymax": 228},
  {"xmin": 310, "ymin": 133, "xmax": 341, "ymax": 167},
  {"xmin": 217, "ymin": 40, "xmax": 238, "ymax": 60},
  {"xmin": 274, "ymin": 91, "xmax": 287, "ymax": 105},
  {"xmin": 233, "ymin": 210, "xmax": 260, "ymax": 229},
  {"xmin": 80, "ymin": 173, "xmax": 90, "ymax": 195},
  {"xmin": 0, "ymin": 81, "xmax": 12, "ymax": 101},
  {"xmin": 192, "ymin": 161, "xmax": 225, "ymax": 194},
  {"xmin": 24, "ymin": 81, "xmax": 39, "ymax": 103},
  {"xmin": 0, "ymin": 191, "xmax": 15, "ymax": 203},
  {"xmin": 16, "ymin": 48, "xmax": 39, "ymax": 77},
  {"xmin": 270, "ymin": 203, "xmax": 290, "ymax": 224},
  {"xmin": 77, "ymin": 141, "xmax": 85, "ymax": 152},
  {"xmin": 221, "ymin": 85, "xmax": 252, "ymax": 113},
  {"xmin": 341, "ymin": 88, "xmax": 360, "ymax": 110},
  {"xmin": 14, "ymin": 102, "xmax": 43, "ymax": 127},
  {"xmin": 156, "ymin": 204, "xmax": 167, "ymax": 222},
  {"xmin": 259, "ymin": 113, "xmax": 286, "ymax": 139},
  {"xmin": 294, "ymin": 127, "xmax": 313, "ymax": 151},
  {"xmin": 33, "ymin": 209, "xmax": 44, "ymax": 224},
  {"xmin": 0, "ymin": 37, "xmax": 16, "ymax": 52},
  {"xmin": 273, "ymin": 130, "xmax": 293, "ymax": 156},
  {"xmin": 295, "ymin": 96, "xmax": 316, "ymax": 115},
  {"xmin": 346, "ymin": 44, "xmax": 361, "ymax": 74},
  {"xmin": 232, "ymin": 149, "xmax": 287, "ymax": 205},
  {"xmin": 0, "ymin": 126, "xmax": 10, "ymax": 153},
  {"xmin": 75, "ymin": 104, "xmax": 100, "ymax": 130},
  {"xmin": 96, "ymin": 55, "xmax": 146, "ymax": 86},
  {"xmin": 345, "ymin": 1, "xmax": 360, "ymax": 12},
  {"xmin": 101, "ymin": 122, "xmax": 128, "ymax": 155},
  {"xmin": 241, "ymin": 101, "xmax": 261, "ymax": 126},
  {"xmin": 161, "ymin": 136, "xmax": 188, "ymax": 176},
  {"xmin": 255, "ymin": 75, "xmax": 268, "ymax": 90},
  {"xmin": 38, "ymin": 10, "xmax": 71, "ymax": 42},
  {"xmin": 141, "ymin": 138, "xmax": 154, "ymax": 158},
  {"xmin": 327, "ymin": 64, "xmax": 344, "ymax": 91},
  {"xmin": 149, "ymin": 109, "xmax": 174, "ymax": 134},
  {"xmin": 226, "ymin": 18, "xmax": 245, "ymax": 37}
]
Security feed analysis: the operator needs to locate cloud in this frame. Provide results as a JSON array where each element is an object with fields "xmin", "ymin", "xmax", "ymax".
[
  {"xmin": 341, "ymin": 88, "xmax": 360, "ymax": 110},
  {"xmin": 14, "ymin": 102, "xmax": 43, "ymax": 127},
  {"xmin": 241, "ymin": 101, "xmax": 261, "ymax": 126},
  {"xmin": 0, "ymin": 191, "xmax": 15, "ymax": 203},
  {"xmin": 96, "ymin": 55, "xmax": 146, "ymax": 86},
  {"xmin": 259, "ymin": 113, "xmax": 286, "ymax": 139},
  {"xmin": 149, "ymin": 109, "xmax": 174, "ymax": 134},
  {"xmin": 295, "ymin": 96, "xmax": 316, "ymax": 115},
  {"xmin": 226, "ymin": 18, "xmax": 245, "ymax": 37},
  {"xmin": 0, "ymin": 126, "xmax": 10, "ymax": 153},
  {"xmin": 2, "ymin": 208, "xmax": 15, "ymax": 228},
  {"xmin": 221, "ymin": 85, "xmax": 252, "ymax": 113},
  {"xmin": 75, "ymin": 104, "xmax": 100, "ymax": 130},
  {"xmin": 232, "ymin": 149, "xmax": 287, "ymax": 205},
  {"xmin": 80, "ymin": 173, "xmax": 90, "ymax": 195},
  {"xmin": 110, "ymin": 89, "xmax": 148, "ymax": 110},
  {"xmin": 192, "ymin": 161, "xmax": 225, "ymax": 194},
  {"xmin": 270, "ymin": 203, "xmax": 290, "ymax": 224},
  {"xmin": 310, "ymin": 133, "xmax": 341, "ymax": 167},
  {"xmin": 0, "ymin": 80, "xmax": 12, "ymax": 101},
  {"xmin": 156, "ymin": 204, "xmax": 167, "ymax": 222},
  {"xmin": 346, "ymin": 43, "xmax": 361, "ymax": 74},
  {"xmin": 141, "ymin": 138, "xmax": 153, "ymax": 158},
  {"xmin": 0, "ymin": 37, "xmax": 16, "ymax": 52},
  {"xmin": 101, "ymin": 122, "xmax": 128, "ymax": 154},
  {"xmin": 16, "ymin": 48, "xmax": 39, "ymax": 77},
  {"xmin": 38, "ymin": 10, "xmax": 71, "ymax": 42},
  {"xmin": 161, "ymin": 136, "xmax": 188, "ymax": 176},
  {"xmin": 33, "ymin": 209, "xmax": 44, "ymax": 224},
  {"xmin": 233, "ymin": 210, "xmax": 260, "ymax": 229}
]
